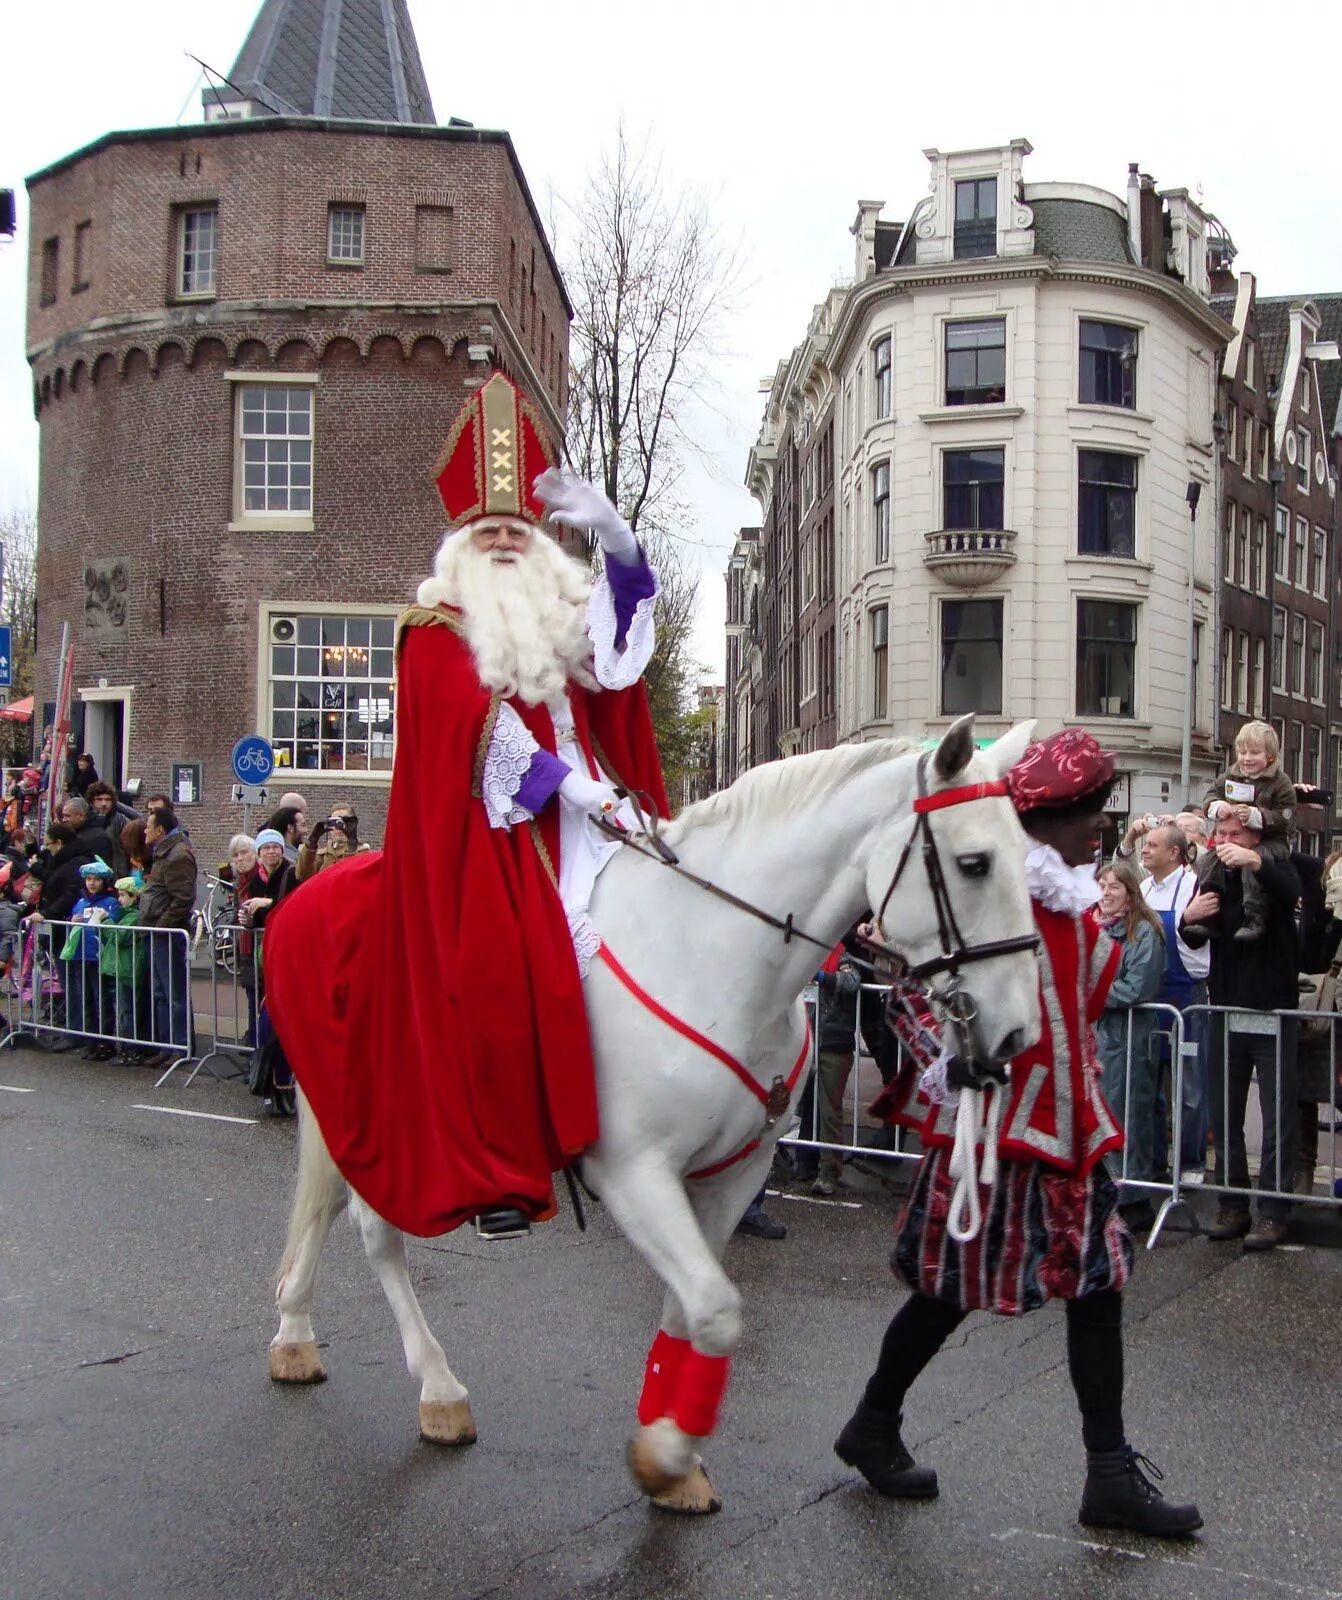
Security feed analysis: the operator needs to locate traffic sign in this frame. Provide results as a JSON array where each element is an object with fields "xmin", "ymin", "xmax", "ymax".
[
  {"xmin": 231, "ymin": 783, "xmax": 271, "ymax": 806},
  {"xmin": 0, "ymin": 625, "xmax": 11, "ymax": 688},
  {"xmin": 230, "ymin": 734, "xmax": 275, "ymax": 786}
]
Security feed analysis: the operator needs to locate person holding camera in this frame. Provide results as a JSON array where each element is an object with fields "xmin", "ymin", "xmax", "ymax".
[{"xmin": 294, "ymin": 805, "xmax": 371, "ymax": 884}]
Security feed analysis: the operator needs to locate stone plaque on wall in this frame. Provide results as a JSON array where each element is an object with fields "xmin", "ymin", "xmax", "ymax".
[{"xmin": 83, "ymin": 558, "xmax": 131, "ymax": 637}]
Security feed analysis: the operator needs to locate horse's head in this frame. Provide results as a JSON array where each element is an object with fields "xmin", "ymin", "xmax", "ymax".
[{"xmin": 864, "ymin": 714, "xmax": 1041, "ymax": 1066}]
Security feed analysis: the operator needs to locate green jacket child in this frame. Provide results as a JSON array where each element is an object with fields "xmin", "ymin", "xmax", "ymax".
[{"xmin": 100, "ymin": 878, "xmax": 147, "ymax": 984}]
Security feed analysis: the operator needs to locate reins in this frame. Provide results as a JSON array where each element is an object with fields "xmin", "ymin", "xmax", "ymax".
[{"xmin": 593, "ymin": 805, "xmax": 836, "ymax": 954}]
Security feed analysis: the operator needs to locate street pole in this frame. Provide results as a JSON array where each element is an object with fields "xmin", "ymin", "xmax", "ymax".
[{"xmin": 1180, "ymin": 482, "xmax": 1201, "ymax": 803}]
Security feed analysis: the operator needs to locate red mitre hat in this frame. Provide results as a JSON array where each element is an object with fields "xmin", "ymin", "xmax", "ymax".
[
  {"xmin": 432, "ymin": 372, "xmax": 556, "ymax": 526},
  {"xmin": 1007, "ymin": 729, "xmax": 1116, "ymax": 813}
]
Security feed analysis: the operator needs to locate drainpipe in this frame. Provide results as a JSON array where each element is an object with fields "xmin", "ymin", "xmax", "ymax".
[{"xmin": 1181, "ymin": 482, "xmax": 1201, "ymax": 801}]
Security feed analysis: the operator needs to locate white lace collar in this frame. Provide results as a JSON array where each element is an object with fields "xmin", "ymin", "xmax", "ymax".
[{"xmin": 1025, "ymin": 843, "xmax": 1102, "ymax": 916}]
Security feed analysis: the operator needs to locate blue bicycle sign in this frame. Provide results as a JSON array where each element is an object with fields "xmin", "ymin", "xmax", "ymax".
[{"xmin": 231, "ymin": 735, "xmax": 275, "ymax": 786}]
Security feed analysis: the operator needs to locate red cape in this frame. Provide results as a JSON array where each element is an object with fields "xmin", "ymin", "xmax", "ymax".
[{"xmin": 264, "ymin": 608, "xmax": 668, "ymax": 1236}]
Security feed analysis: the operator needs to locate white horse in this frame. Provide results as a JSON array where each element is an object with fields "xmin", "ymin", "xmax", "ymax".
[{"xmin": 268, "ymin": 715, "xmax": 1042, "ymax": 1513}]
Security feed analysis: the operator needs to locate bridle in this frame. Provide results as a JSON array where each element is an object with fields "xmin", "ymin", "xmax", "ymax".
[{"xmin": 873, "ymin": 752, "xmax": 1039, "ymax": 1014}]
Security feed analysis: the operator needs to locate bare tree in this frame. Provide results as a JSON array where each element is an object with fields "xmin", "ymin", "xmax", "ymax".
[
  {"xmin": 559, "ymin": 129, "xmax": 735, "ymax": 799},
  {"xmin": 0, "ymin": 502, "xmax": 38, "ymax": 765}
]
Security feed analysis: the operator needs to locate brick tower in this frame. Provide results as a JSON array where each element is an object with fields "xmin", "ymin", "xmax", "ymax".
[{"xmin": 25, "ymin": 0, "xmax": 570, "ymax": 863}]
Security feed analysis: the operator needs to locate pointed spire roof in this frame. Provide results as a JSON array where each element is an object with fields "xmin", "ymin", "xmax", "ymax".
[{"xmin": 216, "ymin": 0, "xmax": 435, "ymax": 124}]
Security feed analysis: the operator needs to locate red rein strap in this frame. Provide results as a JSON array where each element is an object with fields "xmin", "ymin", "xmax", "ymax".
[
  {"xmin": 595, "ymin": 941, "xmax": 812, "ymax": 1182},
  {"xmin": 912, "ymin": 778, "xmax": 1009, "ymax": 815}
]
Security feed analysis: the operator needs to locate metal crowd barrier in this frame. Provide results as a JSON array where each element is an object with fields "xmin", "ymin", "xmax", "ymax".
[
  {"xmin": 782, "ymin": 980, "xmax": 1342, "ymax": 1246},
  {"xmin": 1180, "ymin": 1002, "xmax": 1342, "ymax": 1228},
  {"xmin": 0, "ymin": 918, "xmax": 201, "ymax": 1088},
  {"xmin": 195, "ymin": 921, "xmax": 264, "ymax": 1082}
]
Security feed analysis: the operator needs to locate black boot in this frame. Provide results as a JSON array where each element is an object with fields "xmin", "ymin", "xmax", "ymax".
[
  {"xmin": 834, "ymin": 1400, "xmax": 938, "ymax": 1499},
  {"xmin": 1080, "ymin": 1447, "xmax": 1202, "ymax": 1537}
]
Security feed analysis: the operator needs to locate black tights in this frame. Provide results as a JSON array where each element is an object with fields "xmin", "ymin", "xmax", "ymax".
[{"xmin": 863, "ymin": 1288, "xmax": 1125, "ymax": 1453}]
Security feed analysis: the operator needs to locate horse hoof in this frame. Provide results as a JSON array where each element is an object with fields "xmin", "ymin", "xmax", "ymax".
[
  {"xmin": 651, "ymin": 1462, "xmax": 721, "ymax": 1516},
  {"xmin": 419, "ymin": 1398, "xmax": 477, "ymax": 1446},
  {"xmin": 268, "ymin": 1340, "xmax": 326, "ymax": 1384},
  {"xmin": 628, "ymin": 1428, "xmax": 682, "ymax": 1496}
]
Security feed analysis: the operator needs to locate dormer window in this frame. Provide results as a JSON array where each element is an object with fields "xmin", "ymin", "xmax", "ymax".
[{"xmin": 953, "ymin": 178, "xmax": 997, "ymax": 259}]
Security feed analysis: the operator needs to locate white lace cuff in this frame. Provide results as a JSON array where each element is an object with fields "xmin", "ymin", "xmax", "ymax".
[
  {"xmin": 568, "ymin": 909, "xmax": 602, "ymax": 979},
  {"xmin": 481, "ymin": 703, "xmax": 539, "ymax": 829},
  {"xmin": 587, "ymin": 569, "xmax": 658, "ymax": 691}
]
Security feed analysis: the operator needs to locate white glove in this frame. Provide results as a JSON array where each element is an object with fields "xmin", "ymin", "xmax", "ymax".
[
  {"xmin": 558, "ymin": 770, "xmax": 620, "ymax": 816},
  {"xmin": 533, "ymin": 468, "xmax": 637, "ymax": 562}
]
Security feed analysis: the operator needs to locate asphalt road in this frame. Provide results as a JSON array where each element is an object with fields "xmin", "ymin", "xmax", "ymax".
[{"xmin": 2, "ymin": 1045, "xmax": 1340, "ymax": 1600}]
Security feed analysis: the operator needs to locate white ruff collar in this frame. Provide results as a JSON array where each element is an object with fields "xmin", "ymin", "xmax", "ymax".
[{"xmin": 1025, "ymin": 843, "xmax": 1102, "ymax": 916}]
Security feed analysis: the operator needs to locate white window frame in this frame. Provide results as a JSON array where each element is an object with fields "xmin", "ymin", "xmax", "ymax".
[
  {"xmin": 1271, "ymin": 606, "xmax": 1286, "ymax": 692},
  {"xmin": 1219, "ymin": 627, "xmax": 1233, "ymax": 711},
  {"xmin": 1309, "ymin": 621, "xmax": 1325, "ymax": 703},
  {"xmin": 871, "ymin": 460, "xmax": 891, "ymax": 564},
  {"xmin": 870, "ymin": 604, "xmax": 889, "ymax": 720},
  {"xmin": 327, "ymin": 204, "xmax": 366, "ymax": 265},
  {"xmin": 1297, "ymin": 427, "xmax": 1311, "ymax": 489},
  {"xmin": 1274, "ymin": 506, "xmax": 1289, "ymax": 579},
  {"xmin": 1075, "ymin": 597, "xmax": 1139, "ymax": 720},
  {"xmin": 229, "ymin": 373, "xmax": 319, "ymax": 532},
  {"xmin": 1223, "ymin": 503, "xmax": 1237, "ymax": 583},
  {"xmin": 259, "ymin": 602, "xmax": 401, "ymax": 782},
  {"xmin": 178, "ymin": 205, "xmax": 218, "ymax": 299},
  {"xmin": 1294, "ymin": 516, "xmax": 1309, "ymax": 589},
  {"xmin": 1236, "ymin": 632, "xmax": 1250, "ymax": 715},
  {"xmin": 1291, "ymin": 613, "xmax": 1306, "ymax": 697},
  {"xmin": 1253, "ymin": 638, "xmax": 1265, "ymax": 717},
  {"xmin": 1312, "ymin": 527, "xmax": 1328, "ymax": 597},
  {"xmin": 873, "ymin": 335, "xmax": 892, "ymax": 420}
]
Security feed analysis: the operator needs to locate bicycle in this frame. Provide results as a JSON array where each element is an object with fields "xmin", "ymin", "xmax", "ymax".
[{"xmin": 191, "ymin": 872, "xmax": 239, "ymax": 977}]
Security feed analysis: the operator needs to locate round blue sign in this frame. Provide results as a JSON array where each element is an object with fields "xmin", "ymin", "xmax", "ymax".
[{"xmin": 231, "ymin": 734, "xmax": 275, "ymax": 786}]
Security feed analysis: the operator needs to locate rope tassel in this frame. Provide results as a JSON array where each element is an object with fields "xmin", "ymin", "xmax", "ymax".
[{"xmin": 946, "ymin": 1083, "xmax": 1003, "ymax": 1244}]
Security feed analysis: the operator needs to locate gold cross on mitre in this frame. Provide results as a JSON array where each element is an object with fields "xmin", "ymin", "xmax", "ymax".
[{"xmin": 481, "ymin": 376, "xmax": 523, "ymax": 515}]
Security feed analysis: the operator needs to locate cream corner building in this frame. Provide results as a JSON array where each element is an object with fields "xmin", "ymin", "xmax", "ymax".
[{"xmin": 751, "ymin": 140, "xmax": 1231, "ymax": 817}]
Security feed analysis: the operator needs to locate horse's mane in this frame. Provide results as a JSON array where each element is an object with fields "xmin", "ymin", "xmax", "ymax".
[{"xmin": 665, "ymin": 738, "xmax": 919, "ymax": 843}]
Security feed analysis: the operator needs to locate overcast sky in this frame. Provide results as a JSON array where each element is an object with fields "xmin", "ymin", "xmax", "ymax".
[{"xmin": 4, "ymin": 0, "xmax": 1341, "ymax": 677}]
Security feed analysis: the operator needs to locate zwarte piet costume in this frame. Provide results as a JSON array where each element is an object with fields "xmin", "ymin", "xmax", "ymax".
[{"xmin": 835, "ymin": 729, "xmax": 1203, "ymax": 1538}]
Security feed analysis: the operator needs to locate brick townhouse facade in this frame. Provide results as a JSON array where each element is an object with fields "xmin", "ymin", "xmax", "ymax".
[{"xmin": 25, "ymin": 0, "xmax": 570, "ymax": 868}]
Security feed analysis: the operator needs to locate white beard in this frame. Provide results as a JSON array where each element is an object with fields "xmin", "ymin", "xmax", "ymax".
[{"xmin": 416, "ymin": 527, "xmax": 599, "ymax": 706}]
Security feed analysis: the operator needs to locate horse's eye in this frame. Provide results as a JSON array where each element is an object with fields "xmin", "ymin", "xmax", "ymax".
[{"xmin": 955, "ymin": 851, "xmax": 991, "ymax": 879}]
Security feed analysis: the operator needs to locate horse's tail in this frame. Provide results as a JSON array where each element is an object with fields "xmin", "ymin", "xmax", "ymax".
[{"xmin": 277, "ymin": 1092, "xmax": 347, "ymax": 1291}]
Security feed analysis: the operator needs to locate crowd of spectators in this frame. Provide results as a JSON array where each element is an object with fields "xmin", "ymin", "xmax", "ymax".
[
  {"xmin": 1099, "ymin": 721, "xmax": 1342, "ymax": 1250},
  {"xmin": 0, "ymin": 762, "xmax": 373, "ymax": 1090}
]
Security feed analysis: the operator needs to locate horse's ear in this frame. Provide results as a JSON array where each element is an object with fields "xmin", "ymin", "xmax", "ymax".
[
  {"xmin": 932, "ymin": 713, "xmax": 976, "ymax": 783},
  {"xmin": 983, "ymin": 719, "xmax": 1038, "ymax": 780}
]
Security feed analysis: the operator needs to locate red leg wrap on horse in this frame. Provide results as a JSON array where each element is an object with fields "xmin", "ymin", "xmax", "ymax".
[
  {"xmin": 671, "ymin": 1348, "xmax": 731, "ymax": 1437},
  {"xmin": 637, "ymin": 1330, "xmax": 691, "ymax": 1425}
]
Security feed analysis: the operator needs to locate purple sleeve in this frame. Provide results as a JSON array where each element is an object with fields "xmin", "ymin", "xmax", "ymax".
[
  {"xmin": 604, "ymin": 549, "xmax": 657, "ymax": 650},
  {"xmin": 515, "ymin": 748, "xmax": 569, "ymax": 815}
]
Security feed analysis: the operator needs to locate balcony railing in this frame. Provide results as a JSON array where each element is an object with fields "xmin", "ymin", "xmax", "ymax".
[{"xmin": 922, "ymin": 528, "xmax": 1018, "ymax": 590}]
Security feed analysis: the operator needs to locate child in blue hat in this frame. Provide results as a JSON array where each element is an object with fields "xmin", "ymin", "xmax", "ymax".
[{"xmin": 65, "ymin": 859, "xmax": 121, "ymax": 1058}]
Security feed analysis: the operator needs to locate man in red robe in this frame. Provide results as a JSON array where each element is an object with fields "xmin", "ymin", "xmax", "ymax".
[{"xmin": 264, "ymin": 373, "xmax": 668, "ymax": 1240}]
